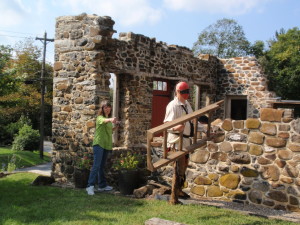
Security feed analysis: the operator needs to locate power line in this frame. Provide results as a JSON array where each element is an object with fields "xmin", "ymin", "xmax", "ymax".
[{"xmin": 0, "ymin": 33, "xmax": 33, "ymax": 39}]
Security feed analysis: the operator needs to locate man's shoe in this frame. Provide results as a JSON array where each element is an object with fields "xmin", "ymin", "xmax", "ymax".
[
  {"xmin": 86, "ymin": 186, "xmax": 95, "ymax": 195},
  {"xmin": 98, "ymin": 185, "xmax": 113, "ymax": 192}
]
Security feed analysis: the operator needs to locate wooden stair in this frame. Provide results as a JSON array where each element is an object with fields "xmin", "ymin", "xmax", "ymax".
[{"xmin": 150, "ymin": 135, "xmax": 218, "ymax": 171}]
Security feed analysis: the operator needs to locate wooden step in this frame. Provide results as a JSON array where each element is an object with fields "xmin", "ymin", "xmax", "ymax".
[{"xmin": 152, "ymin": 151, "xmax": 186, "ymax": 170}]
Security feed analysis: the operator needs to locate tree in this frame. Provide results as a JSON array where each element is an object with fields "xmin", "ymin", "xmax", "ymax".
[
  {"xmin": 0, "ymin": 39, "xmax": 53, "ymax": 144},
  {"xmin": 263, "ymin": 27, "xmax": 300, "ymax": 100},
  {"xmin": 192, "ymin": 18, "xmax": 250, "ymax": 58}
]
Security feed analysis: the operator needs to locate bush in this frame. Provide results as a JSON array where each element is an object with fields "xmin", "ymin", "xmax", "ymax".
[
  {"xmin": 12, "ymin": 125, "xmax": 40, "ymax": 151},
  {"xmin": 0, "ymin": 115, "xmax": 32, "ymax": 145}
]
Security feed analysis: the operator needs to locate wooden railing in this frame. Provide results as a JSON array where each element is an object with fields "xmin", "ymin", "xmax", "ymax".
[{"xmin": 147, "ymin": 100, "xmax": 224, "ymax": 172}]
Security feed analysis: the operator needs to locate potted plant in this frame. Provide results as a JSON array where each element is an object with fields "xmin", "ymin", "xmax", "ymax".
[
  {"xmin": 113, "ymin": 151, "xmax": 142, "ymax": 195},
  {"xmin": 74, "ymin": 153, "xmax": 92, "ymax": 188}
]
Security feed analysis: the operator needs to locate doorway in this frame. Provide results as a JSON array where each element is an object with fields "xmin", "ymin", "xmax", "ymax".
[
  {"xmin": 225, "ymin": 95, "xmax": 247, "ymax": 120},
  {"xmin": 151, "ymin": 79, "xmax": 171, "ymax": 129}
]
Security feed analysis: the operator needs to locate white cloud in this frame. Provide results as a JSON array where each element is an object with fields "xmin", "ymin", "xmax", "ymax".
[
  {"xmin": 0, "ymin": 0, "xmax": 27, "ymax": 26},
  {"xmin": 53, "ymin": 0, "xmax": 163, "ymax": 26},
  {"xmin": 163, "ymin": 0, "xmax": 271, "ymax": 15}
]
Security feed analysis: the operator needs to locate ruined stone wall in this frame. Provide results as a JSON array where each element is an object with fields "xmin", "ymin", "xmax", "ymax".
[
  {"xmin": 217, "ymin": 57, "xmax": 277, "ymax": 118},
  {"xmin": 52, "ymin": 13, "xmax": 219, "ymax": 182},
  {"xmin": 158, "ymin": 108, "xmax": 300, "ymax": 212}
]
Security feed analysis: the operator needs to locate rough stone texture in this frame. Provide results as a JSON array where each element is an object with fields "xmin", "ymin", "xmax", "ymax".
[
  {"xmin": 260, "ymin": 108, "xmax": 284, "ymax": 122},
  {"xmin": 260, "ymin": 123, "xmax": 277, "ymax": 135},
  {"xmin": 249, "ymin": 144, "xmax": 263, "ymax": 155},
  {"xmin": 246, "ymin": 118, "xmax": 260, "ymax": 129},
  {"xmin": 53, "ymin": 14, "xmax": 300, "ymax": 213},
  {"xmin": 219, "ymin": 174, "xmax": 240, "ymax": 189},
  {"xmin": 265, "ymin": 137, "xmax": 286, "ymax": 148},
  {"xmin": 222, "ymin": 119, "xmax": 233, "ymax": 131},
  {"xmin": 248, "ymin": 132, "xmax": 264, "ymax": 144},
  {"xmin": 190, "ymin": 150, "xmax": 210, "ymax": 164}
]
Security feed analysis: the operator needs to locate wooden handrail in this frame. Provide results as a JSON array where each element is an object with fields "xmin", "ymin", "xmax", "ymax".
[{"xmin": 147, "ymin": 100, "xmax": 224, "ymax": 171}]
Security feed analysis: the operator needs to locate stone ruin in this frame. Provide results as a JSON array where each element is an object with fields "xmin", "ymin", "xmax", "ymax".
[{"xmin": 52, "ymin": 13, "xmax": 300, "ymax": 212}]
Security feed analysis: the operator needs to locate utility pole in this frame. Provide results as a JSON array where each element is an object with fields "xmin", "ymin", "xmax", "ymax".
[{"xmin": 36, "ymin": 32, "xmax": 54, "ymax": 159}]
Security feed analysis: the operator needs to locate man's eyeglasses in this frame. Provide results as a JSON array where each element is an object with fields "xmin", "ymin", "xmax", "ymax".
[{"xmin": 179, "ymin": 89, "xmax": 190, "ymax": 94}]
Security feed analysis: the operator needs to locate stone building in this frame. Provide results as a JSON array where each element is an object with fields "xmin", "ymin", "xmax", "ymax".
[{"xmin": 52, "ymin": 13, "xmax": 300, "ymax": 212}]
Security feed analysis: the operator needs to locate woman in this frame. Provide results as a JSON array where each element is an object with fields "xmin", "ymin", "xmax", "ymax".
[{"xmin": 86, "ymin": 100, "xmax": 118, "ymax": 195}]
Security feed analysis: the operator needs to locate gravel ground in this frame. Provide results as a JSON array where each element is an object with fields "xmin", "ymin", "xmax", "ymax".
[{"xmin": 181, "ymin": 194, "xmax": 300, "ymax": 223}]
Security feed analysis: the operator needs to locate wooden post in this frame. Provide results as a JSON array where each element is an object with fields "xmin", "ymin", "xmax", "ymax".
[{"xmin": 169, "ymin": 160, "xmax": 180, "ymax": 205}]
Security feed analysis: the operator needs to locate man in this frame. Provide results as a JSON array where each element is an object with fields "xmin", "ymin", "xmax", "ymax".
[{"xmin": 163, "ymin": 81, "xmax": 193, "ymax": 200}]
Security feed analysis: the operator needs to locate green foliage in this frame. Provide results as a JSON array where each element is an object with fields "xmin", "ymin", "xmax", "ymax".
[
  {"xmin": 192, "ymin": 18, "xmax": 250, "ymax": 58},
  {"xmin": 74, "ymin": 153, "xmax": 92, "ymax": 170},
  {"xmin": 263, "ymin": 27, "xmax": 300, "ymax": 100},
  {"xmin": 0, "ymin": 115, "xmax": 32, "ymax": 145},
  {"xmin": 113, "ymin": 152, "xmax": 142, "ymax": 171},
  {"xmin": 0, "ymin": 40, "xmax": 53, "ymax": 141},
  {"xmin": 6, "ymin": 154, "xmax": 18, "ymax": 172},
  {"xmin": 12, "ymin": 124, "xmax": 40, "ymax": 151}
]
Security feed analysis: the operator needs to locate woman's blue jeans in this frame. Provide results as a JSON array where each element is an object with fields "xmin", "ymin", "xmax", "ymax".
[{"xmin": 87, "ymin": 145, "xmax": 110, "ymax": 188}]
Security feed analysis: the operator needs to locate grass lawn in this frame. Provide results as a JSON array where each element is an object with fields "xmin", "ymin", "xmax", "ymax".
[
  {"xmin": 0, "ymin": 173, "xmax": 298, "ymax": 225},
  {"xmin": 0, "ymin": 146, "xmax": 51, "ymax": 170}
]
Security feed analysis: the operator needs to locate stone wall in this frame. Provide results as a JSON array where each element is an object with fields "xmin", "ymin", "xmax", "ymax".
[
  {"xmin": 217, "ymin": 57, "xmax": 277, "ymax": 118},
  {"xmin": 52, "ymin": 13, "xmax": 220, "ymax": 182},
  {"xmin": 158, "ymin": 108, "xmax": 300, "ymax": 212}
]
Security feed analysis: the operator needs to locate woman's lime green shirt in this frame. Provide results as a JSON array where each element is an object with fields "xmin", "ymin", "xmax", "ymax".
[{"xmin": 92, "ymin": 115, "xmax": 113, "ymax": 150}]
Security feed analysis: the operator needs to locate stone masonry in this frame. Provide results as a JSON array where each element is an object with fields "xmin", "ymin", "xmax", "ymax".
[
  {"xmin": 51, "ymin": 13, "xmax": 299, "ymax": 213},
  {"xmin": 157, "ymin": 108, "xmax": 300, "ymax": 212}
]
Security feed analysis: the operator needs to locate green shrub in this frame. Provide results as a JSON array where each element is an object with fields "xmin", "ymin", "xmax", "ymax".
[
  {"xmin": 12, "ymin": 125, "xmax": 40, "ymax": 151},
  {"xmin": 0, "ymin": 115, "xmax": 32, "ymax": 145}
]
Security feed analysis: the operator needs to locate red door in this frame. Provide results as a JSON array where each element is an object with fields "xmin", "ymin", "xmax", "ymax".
[{"xmin": 151, "ymin": 80, "xmax": 171, "ymax": 130}]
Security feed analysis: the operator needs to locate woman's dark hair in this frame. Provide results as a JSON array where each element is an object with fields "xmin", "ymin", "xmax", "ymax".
[{"xmin": 98, "ymin": 100, "xmax": 112, "ymax": 117}]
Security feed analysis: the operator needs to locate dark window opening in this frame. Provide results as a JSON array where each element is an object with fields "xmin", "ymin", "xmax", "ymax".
[{"xmin": 231, "ymin": 99, "xmax": 247, "ymax": 120}]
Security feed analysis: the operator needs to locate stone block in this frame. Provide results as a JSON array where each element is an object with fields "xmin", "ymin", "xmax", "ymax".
[
  {"xmin": 194, "ymin": 176, "xmax": 212, "ymax": 185},
  {"xmin": 278, "ymin": 132, "xmax": 290, "ymax": 139},
  {"xmin": 208, "ymin": 173, "xmax": 219, "ymax": 181},
  {"xmin": 54, "ymin": 61, "xmax": 63, "ymax": 71},
  {"xmin": 257, "ymin": 157, "xmax": 272, "ymax": 165},
  {"xmin": 278, "ymin": 149, "xmax": 293, "ymax": 160},
  {"xmin": 260, "ymin": 123, "xmax": 276, "ymax": 135},
  {"xmin": 240, "ymin": 166, "xmax": 259, "ymax": 177},
  {"xmin": 292, "ymin": 119, "xmax": 300, "ymax": 134},
  {"xmin": 219, "ymin": 174, "xmax": 240, "ymax": 189},
  {"xmin": 229, "ymin": 152, "xmax": 251, "ymax": 164},
  {"xmin": 190, "ymin": 186, "xmax": 205, "ymax": 196},
  {"xmin": 265, "ymin": 137, "xmax": 286, "ymax": 148},
  {"xmin": 222, "ymin": 119, "xmax": 233, "ymax": 131},
  {"xmin": 248, "ymin": 190, "xmax": 262, "ymax": 204},
  {"xmin": 227, "ymin": 133, "xmax": 247, "ymax": 142},
  {"xmin": 190, "ymin": 150, "xmax": 210, "ymax": 164},
  {"xmin": 233, "ymin": 120, "xmax": 244, "ymax": 129},
  {"xmin": 249, "ymin": 144, "xmax": 263, "ymax": 156},
  {"xmin": 288, "ymin": 143, "xmax": 300, "ymax": 152},
  {"xmin": 233, "ymin": 143, "xmax": 248, "ymax": 152},
  {"xmin": 260, "ymin": 108, "xmax": 284, "ymax": 122},
  {"xmin": 207, "ymin": 186, "xmax": 223, "ymax": 197},
  {"xmin": 261, "ymin": 165, "xmax": 280, "ymax": 181},
  {"xmin": 248, "ymin": 132, "xmax": 264, "ymax": 144},
  {"xmin": 267, "ymin": 191, "xmax": 288, "ymax": 202},
  {"xmin": 246, "ymin": 118, "xmax": 260, "ymax": 129},
  {"xmin": 219, "ymin": 142, "xmax": 232, "ymax": 152}
]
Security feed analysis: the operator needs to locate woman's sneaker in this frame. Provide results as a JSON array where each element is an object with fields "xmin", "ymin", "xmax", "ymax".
[
  {"xmin": 86, "ymin": 186, "xmax": 95, "ymax": 195},
  {"xmin": 98, "ymin": 185, "xmax": 113, "ymax": 192}
]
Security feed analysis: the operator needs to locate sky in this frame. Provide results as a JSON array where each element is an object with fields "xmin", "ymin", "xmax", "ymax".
[{"xmin": 0, "ymin": 0, "xmax": 299, "ymax": 64}]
